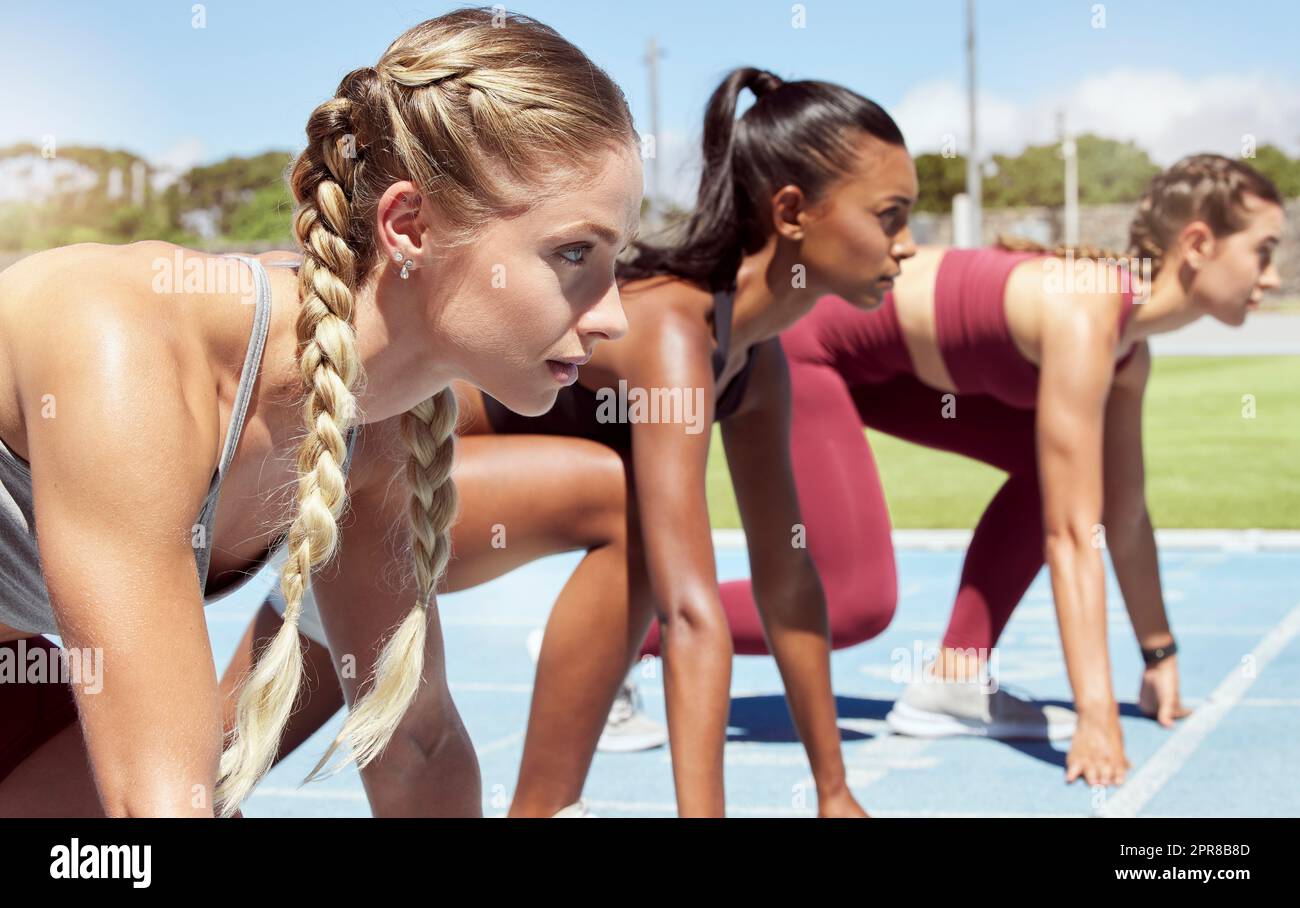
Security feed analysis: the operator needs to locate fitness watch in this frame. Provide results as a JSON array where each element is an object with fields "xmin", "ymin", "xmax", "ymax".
[{"xmin": 1141, "ymin": 638, "xmax": 1177, "ymax": 668}]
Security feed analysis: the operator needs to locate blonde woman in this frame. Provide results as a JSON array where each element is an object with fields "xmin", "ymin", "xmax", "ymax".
[{"xmin": 0, "ymin": 8, "xmax": 640, "ymax": 818}]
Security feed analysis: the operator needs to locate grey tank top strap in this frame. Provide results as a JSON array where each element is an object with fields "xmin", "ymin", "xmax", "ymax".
[
  {"xmin": 0, "ymin": 252, "xmax": 359, "ymax": 635},
  {"xmin": 193, "ymin": 254, "xmax": 275, "ymax": 592},
  {"xmin": 194, "ymin": 254, "xmax": 360, "ymax": 596}
]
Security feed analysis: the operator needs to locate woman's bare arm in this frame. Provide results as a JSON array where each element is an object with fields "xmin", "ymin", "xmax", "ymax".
[
  {"xmin": 1101, "ymin": 342, "xmax": 1172, "ymax": 645},
  {"xmin": 619, "ymin": 303, "xmax": 731, "ymax": 816},
  {"xmin": 721, "ymin": 339, "xmax": 865, "ymax": 816},
  {"xmin": 23, "ymin": 308, "xmax": 224, "ymax": 816},
  {"xmin": 308, "ymin": 417, "xmax": 481, "ymax": 817},
  {"xmin": 1036, "ymin": 290, "xmax": 1131, "ymax": 787},
  {"xmin": 1101, "ymin": 341, "xmax": 1190, "ymax": 727}
]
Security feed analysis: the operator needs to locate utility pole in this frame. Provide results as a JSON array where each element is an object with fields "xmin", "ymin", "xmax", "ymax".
[
  {"xmin": 964, "ymin": 0, "xmax": 982, "ymax": 247},
  {"xmin": 644, "ymin": 37, "xmax": 664, "ymax": 218},
  {"xmin": 1059, "ymin": 109, "xmax": 1080, "ymax": 246}
]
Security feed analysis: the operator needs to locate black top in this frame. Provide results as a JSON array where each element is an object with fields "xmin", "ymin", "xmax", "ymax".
[{"xmin": 482, "ymin": 286, "xmax": 765, "ymax": 450}]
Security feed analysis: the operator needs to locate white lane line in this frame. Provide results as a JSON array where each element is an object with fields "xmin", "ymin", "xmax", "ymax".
[
  {"xmin": 449, "ymin": 681, "xmax": 535, "ymax": 694},
  {"xmin": 252, "ymin": 787, "xmax": 367, "ymax": 801},
  {"xmin": 1100, "ymin": 601, "xmax": 1300, "ymax": 818},
  {"xmin": 712, "ymin": 529, "xmax": 1300, "ymax": 551},
  {"xmin": 477, "ymin": 729, "xmax": 525, "ymax": 756},
  {"xmin": 582, "ymin": 800, "xmax": 1083, "ymax": 818},
  {"xmin": 584, "ymin": 799, "xmax": 816, "ymax": 817}
]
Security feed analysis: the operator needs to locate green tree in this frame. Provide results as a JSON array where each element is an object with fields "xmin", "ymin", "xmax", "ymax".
[
  {"xmin": 914, "ymin": 152, "xmax": 968, "ymax": 213},
  {"xmin": 225, "ymin": 183, "xmax": 295, "ymax": 243},
  {"xmin": 1248, "ymin": 144, "xmax": 1300, "ymax": 199}
]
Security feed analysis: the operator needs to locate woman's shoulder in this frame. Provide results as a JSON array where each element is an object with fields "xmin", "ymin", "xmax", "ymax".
[
  {"xmin": 616, "ymin": 273, "xmax": 720, "ymax": 341},
  {"xmin": 0, "ymin": 242, "xmax": 221, "ymax": 466},
  {"xmin": 618, "ymin": 273, "xmax": 714, "ymax": 312}
]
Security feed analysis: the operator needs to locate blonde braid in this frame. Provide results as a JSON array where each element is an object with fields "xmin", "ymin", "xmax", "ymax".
[
  {"xmin": 303, "ymin": 388, "xmax": 459, "ymax": 780},
  {"xmin": 212, "ymin": 8, "xmax": 636, "ymax": 814},
  {"xmin": 214, "ymin": 93, "xmax": 365, "ymax": 817}
]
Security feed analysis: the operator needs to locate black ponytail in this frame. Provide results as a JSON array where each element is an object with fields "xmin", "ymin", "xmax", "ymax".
[{"xmin": 619, "ymin": 67, "xmax": 905, "ymax": 292}]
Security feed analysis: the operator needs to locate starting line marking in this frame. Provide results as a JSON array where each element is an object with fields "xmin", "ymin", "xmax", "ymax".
[{"xmin": 1100, "ymin": 600, "xmax": 1300, "ymax": 818}]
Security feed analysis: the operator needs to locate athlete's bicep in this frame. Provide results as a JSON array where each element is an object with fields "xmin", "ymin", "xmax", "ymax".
[
  {"xmin": 625, "ymin": 311, "xmax": 719, "ymax": 612},
  {"xmin": 24, "ymin": 315, "xmax": 222, "ymax": 815},
  {"xmin": 1036, "ymin": 298, "xmax": 1116, "ymax": 543},
  {"xmin": 1102, "ymin": 340, "xmax": 1151, "ymax": 530},
  {"xmin": 721, "ymin": 339, "xmax": 820, "ymax": 601}
]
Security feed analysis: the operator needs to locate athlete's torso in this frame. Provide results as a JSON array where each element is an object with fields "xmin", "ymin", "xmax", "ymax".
[{"xmin": 0, "ymin": 242, "xmax": 363, "ymax": 640}]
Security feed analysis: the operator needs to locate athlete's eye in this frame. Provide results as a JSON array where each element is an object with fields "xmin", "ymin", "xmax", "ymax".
[
  {"xmin": 557, "ymin": 244, "xmax": 592, "ymax": 267},
  {"xmin": 878, "ymin": 207, "xmax": 908, "ymax": 235}
]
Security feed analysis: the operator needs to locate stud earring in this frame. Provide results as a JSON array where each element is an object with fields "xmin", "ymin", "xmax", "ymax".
[
  {"xmin": 392, "ymin": 250, "xmax": 403, "ymax": 262},
  {"xmin": 400, "ymin": 259, "xmax": 413, "ymax": 280}
]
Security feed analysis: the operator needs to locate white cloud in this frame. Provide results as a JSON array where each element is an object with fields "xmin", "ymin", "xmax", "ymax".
[
  {"xmin": 644, "ymin": 126, "xmax": 701, "ymax": 209},
  {"xmin": 891, "ymin": 67, "xmax": 1300, "ymax": 164},
  {"xmin": 150, "ymin": 137, "xmax": 206, "ymax": 190}
]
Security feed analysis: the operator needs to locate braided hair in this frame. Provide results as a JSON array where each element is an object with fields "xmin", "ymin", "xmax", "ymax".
[{"xmin": 214, "ymin": 6, "xmax": 636, "ymax": 816}]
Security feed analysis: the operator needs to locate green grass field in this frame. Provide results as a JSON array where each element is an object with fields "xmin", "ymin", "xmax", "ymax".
[{"xmin": 706, "ymin": 355, "xmax": 1300, "ymax": 529}]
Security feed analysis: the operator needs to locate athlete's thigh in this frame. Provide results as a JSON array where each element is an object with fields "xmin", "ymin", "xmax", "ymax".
[
  {"xmin": 850, "ymin": 375, "xmax": 1037, "ymax": 476},
  {"xmin": 444, "ymin": 433, "xmax": 630, "ymax": 592}
]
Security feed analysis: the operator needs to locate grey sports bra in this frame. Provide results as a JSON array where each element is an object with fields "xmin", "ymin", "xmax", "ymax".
[{"xmin": 0, "ymin": 253, "xmax": 359, "ymax": 636}]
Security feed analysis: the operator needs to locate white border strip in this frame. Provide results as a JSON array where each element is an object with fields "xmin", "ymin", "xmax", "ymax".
[
  {"xmin": 712, "ymin": 529, "xmax": 1300, "ymax": 551},
  {"xmin": 1099, "ymin": 600, "xmax": 1300, "ymax": 818}
]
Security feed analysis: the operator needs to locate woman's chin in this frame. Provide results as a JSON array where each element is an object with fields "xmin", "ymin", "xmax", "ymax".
[
  {"xmin": 844, "ymin": 284, "xmax": 887, "ymax": 310},
  {"xmin": 489, "ymin": 386, "xmax": 560, "ymax": 418}
]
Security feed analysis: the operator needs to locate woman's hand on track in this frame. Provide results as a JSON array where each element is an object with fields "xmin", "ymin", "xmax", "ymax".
[
  {"xmin": 818, "ymin": 786, "xmax": 870, "ymax": 818},
  {"xmin": 1138, "ymin": 655, "xmax": 1193, "ymax": 728},
  {"xmin": 1065, "ymin": 708, "xmax": 1131, "ymax": 787}
]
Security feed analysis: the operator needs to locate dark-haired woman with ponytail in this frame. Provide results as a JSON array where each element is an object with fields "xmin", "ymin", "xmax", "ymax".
[
  {"xmin": 237, "ymin": 67, "xmax": 916, "ymax": 816},
  {"xmin": 677, "ymin": 153, "xmax": 1285, "ymax": 789}
]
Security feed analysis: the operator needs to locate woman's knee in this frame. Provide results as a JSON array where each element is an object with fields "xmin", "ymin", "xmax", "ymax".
[{"xmin": 824, "ymin": 561, "xmax": 898, "ymax": 648}]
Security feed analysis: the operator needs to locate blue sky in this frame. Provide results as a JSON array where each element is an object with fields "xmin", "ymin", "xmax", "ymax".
[{"xmin": 3, "ymin": 1, "xmax": 1297, "ymax": 203}]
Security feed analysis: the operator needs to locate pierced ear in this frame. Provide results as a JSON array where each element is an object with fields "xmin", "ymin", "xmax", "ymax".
[
  {"xmin": 1180, "ymin": 219, "xmax": 1214, "ymax": 269},
  {"xmin": 771, "ymin": 184, "xmax": 807, "ymax": 241},
  {"xmin": 378, "ymin": 181, "xmax": 427, "ymax": 260}
]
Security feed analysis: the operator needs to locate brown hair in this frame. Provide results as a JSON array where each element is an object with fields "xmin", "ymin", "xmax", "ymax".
[
  {"xmin": 1127, "ymin": 153, "xmax": 1282, "ymax": 276},
  {"xmin": 215, "ymin": 6, "xmax": 636, "ymax": 816},
  {"xmin": 997, "ymin": 153, "xmax": 1282, "ymax": 278}
]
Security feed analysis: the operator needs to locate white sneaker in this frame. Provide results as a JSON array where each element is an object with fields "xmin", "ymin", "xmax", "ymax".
[
  {"xmin": 525, "ymin": 628, "xmax": 667, "ymax": 753},
  {"xmin": 597, "ymin": 674, "xmax": 668, "ymax": 753},
  {"xmin": 526, "ymin": 627, "xmax": 545, "ymax": 664},
  {"xmin": 551, "ymin": 799, "xmax": 598, "ymax": 818},
  {"xmin": 886, "ymin": 675, "xmax": 1077, "ymax": 741}
]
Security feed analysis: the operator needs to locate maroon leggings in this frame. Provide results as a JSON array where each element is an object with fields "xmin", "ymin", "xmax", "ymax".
[
  {"xmin": 639, "ymin": 337, "xmax": 1045, "ymax": 658},
  {"xmin": 0, "ymin": 636, "xmax": 80, "ymax": 784}
]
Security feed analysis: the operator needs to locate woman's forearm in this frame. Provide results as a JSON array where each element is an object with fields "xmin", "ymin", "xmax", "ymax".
[
  {"xmin": 1107, "ymin": 510, "xmax": 1174, "ymax": 649},
  {"xmin": 660, "ymin": 607, "xmax": 732, "ymax": 816},
  {"xmin": 755, "ymin": 579, "xmax": 849, "ymax": 801},
  {"xmin": 1045, "ymin": 532, "xmax": 1116, "ymax": 716}
]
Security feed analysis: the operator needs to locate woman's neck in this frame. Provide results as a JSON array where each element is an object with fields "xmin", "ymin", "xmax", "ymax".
[
  {"xmin": 1125, "ymin": 260, "xmax": 1203, "ymax": 343},
  {"xmin": 259, "ymin": 256, "xmax": 458, "ymax": 429},
  {"xmin": 730, "ymin": 236, "xmax": 824, "ymax": 353}
]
